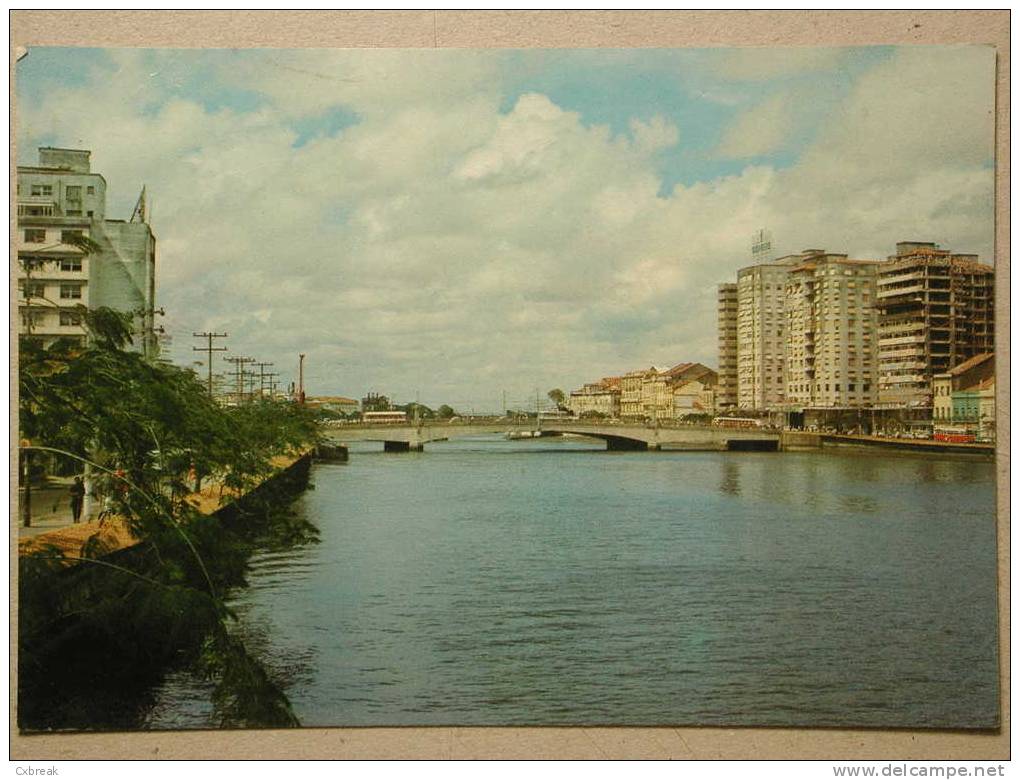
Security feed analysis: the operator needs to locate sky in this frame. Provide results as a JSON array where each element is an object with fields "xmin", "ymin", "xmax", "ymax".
[{"xmin": 15, "ymin": 46, "xmax": 996, "ymax": 411}]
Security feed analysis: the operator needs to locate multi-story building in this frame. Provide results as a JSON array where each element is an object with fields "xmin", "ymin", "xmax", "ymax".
[
  {"xmin": 735, "ymin": 251, "xmax": 815, "ymax": 410},
  {"xmin": 16, "ymin": 147, "xmax": 157, "ymax": 355},
  {"xmin": 783, "ymin": 254, "xmax": 880, "ymax": 409},
  {"xmin": 716, "ymin": 283, "xmax": 738, "ymax": 411},
  {"xmin": 620, "ymin": 368, "xmax": 655, "ymax": 418},
  {"xmin": 672, "ymin": 379, "xmax": 716, "ymax": 418},
  {"xmin": 876, "ymin": 241, "xmax": 994, "ymax": 408},
  {"xmin": 567, "ymin": 377, "xmax": 621, "ymax": 418}
]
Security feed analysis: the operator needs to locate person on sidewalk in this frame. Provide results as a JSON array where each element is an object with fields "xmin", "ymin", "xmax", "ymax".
[{"xmin": 69, "ymin": 476, "xmax": 85, "ymax": 524}]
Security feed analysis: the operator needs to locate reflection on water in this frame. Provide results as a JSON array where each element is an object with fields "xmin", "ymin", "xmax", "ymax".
[{"xmin": 146, "ymin": 437, "xmax": 998, "ymax": 729}]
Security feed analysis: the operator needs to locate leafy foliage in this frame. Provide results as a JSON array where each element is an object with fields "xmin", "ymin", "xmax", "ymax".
[{"xmin": 18, "ymin": 312, "xmax": 319, "ymax": 730}]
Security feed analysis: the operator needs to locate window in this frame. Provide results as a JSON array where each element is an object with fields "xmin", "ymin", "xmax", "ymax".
[
  {"xmin": 59, "ymin": 258, "xmax": 82, "ymax": 272},
  {"xmin": 59, "ymin": 283, "xmax": 83, "ymax": 300},
  {"xmin": 24, "ymin": 229, "xmax": 46, "ymax": 243},
  {"xmin": 66, "ymin": 185, "xmax": 82, "ymax": 200},
  {"xmin": 22, "ymin": 281, "xmax": 46, "ymax": 298},
  {"xmin": 86, "ymin": 210, "xmax": 94, "ymax": 218},
  {"xmin": 61, "ymin": 229, "xmax": 84, "ymax": 244},
  {"xmin": 87, "ymin": 185, "xmax": 95, "ymax": 195},
  {"xmin": 30, "ymin": 184, "xmax": 53, "ymax": 197},
  {"xmin": 66, "ymin": 210, "xmax": 82, "ymax": 217},
  {"xmin": 20, "ymin": 310, "xmax": 46, "ymax": 327},
  {"xmin": 59, "ymin": 310, "xmax": 83, "ymax": 326}
]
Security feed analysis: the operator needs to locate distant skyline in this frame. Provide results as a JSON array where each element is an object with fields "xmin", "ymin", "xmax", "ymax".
[{"xmin": 15, "ymin": 46, "xmax": 995, "ymax": 409}]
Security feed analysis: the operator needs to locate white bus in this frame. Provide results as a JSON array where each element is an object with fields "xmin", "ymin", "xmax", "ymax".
[
  {"xmin": 712, "ymin": 416, "xmax": 764, "ymax": 429},
  {"xmin": 362, "ymin": 410, "xmax": 408, "ymax": 424}
]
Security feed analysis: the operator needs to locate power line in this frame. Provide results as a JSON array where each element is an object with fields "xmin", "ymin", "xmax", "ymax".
[
  {"xmin": 224, "ymin": 356, "xmax": 254, "ymax": 404},
  {"xmin": 192, "ymin": 332, "xmax": 228, "ymax": 397}
]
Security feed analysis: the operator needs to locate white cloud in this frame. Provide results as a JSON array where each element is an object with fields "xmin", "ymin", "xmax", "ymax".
[
  {"xmin": 715, "ymin": 93, "xmax": 792, "ymax": 159},
  {"xmin": 15, "ymin": 46, "xmax": 995, "ymax": 408}
]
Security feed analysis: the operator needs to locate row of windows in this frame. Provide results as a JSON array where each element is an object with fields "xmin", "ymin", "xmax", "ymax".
[
  {"xmin": 19, "ymin": 310, "xmax": 83, "ymax": 327},
  {"xmin": 20, "ymin": 256, "xmax": 83, "ymax": 272},
  {"xmin": 18, "ymin": 282, "xmax": 83, "ymax": 299},
  {"xmin": 22, "ymin": 229, "xmax": 87, "ymax": 244},
  {"xmin": 22, "ymin": 183, "xmax": 96, "ymax": 198},
  {"xmin": 787, "ymin": 383, "xmax": 872, "ymax": 393}
]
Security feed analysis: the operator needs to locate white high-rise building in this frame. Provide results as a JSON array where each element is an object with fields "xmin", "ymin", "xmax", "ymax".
[
  {"xmin": 783, "ymin": 253, "xmax": 880, "ymax": 409},
  {"xmin": 16, "ymin": 147, "xmax": 157, "ymax": 356},
  {"xmin": 735, "ymin": 252, "xmax": 811, "ymax": 410}
]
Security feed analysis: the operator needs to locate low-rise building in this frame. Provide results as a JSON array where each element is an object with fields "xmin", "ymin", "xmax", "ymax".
[
  {"xmin": 624, "ymin": 362, "xmax": 718, "ymax": 421},
  {"xmin": 978, "ymin": 379, "xmax": 996, "ymax": 441},
  {"xmin": 932, "ymin": 352, "xmax": 994, "ymax": 423},
  {"xmin": 306, "ymin": 395, "xmax": 360, "ymax": 416},
  {"xmin": 673, "ymin": 379, "xmax": 716, "ymax": 418},
  {"xmin": 567, "ymin": 377, "xmax": 621, "ymax": 418}
]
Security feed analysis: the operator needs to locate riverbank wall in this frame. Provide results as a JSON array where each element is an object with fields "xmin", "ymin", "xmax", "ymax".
[
  {"xmin": 16, "ymin": 449, "xmax": 314, "ymax": 732},
  {"xmin": 820, "ymin": 433, "xmax": 994, "ymax": 456}
]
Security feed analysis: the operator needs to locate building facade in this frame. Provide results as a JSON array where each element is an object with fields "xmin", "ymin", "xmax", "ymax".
[
  {"xmin": 932, "ymin": 352, "xmax": 994, "ymax": 423},
  {"xmin": 716, "ymin": 283, "xmax": 738, "ymax": 411},
  {"xmin": 783, "ymin": 254, "xmax": 880, "ymax": 409},
  {"xmin": 306, "ymin": 396, "xmax": 360, "ymax": 416},
  {"xmin": 16, "ymin": 147, "xmax": 157, "ymax": 355},
  {"xmin": 735, "ymin": 251, "xmax": 817, "ymax": 410},
  {"xmin": 567, "ymin": 378, "xmax": 621, "ymax": 418},
  {"xmin": 876, "ymin": 242, "xmax": 994, "ymax": 408}
]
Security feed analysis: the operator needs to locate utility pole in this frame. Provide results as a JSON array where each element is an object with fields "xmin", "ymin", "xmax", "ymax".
[
  {"xmin": 298, "ymin": 353, "xmax": 306, "ymax": 404},
  {"xmin": 193, "ymin": 332, "xmax": 228, "ymax": 397},
  {"xmin": 244, "ymin": 370, "xmax": 259, "ymax": 401},
  {"xmin": 502, "ymin": 389, "xmax": 507, "ymax": 417},
  {"xmin": 225, "ymin": 356, "xmax": 254, "ymax": 405},
  {"xmin": 260, "ymin": 370, "xmax": 279, "ymax": 399},
  {"xmin": 254, "ymin": 361, "xmax": 275, "ymax": 400},
  {"xmin": 136, "ymin": 306, "xmax": 166, "ymax": 360}
]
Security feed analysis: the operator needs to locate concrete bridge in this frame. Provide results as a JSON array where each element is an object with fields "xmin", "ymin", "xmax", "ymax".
[{"xmin": 323, "ymin": 421, "xmax": 783, "ymax": 452}]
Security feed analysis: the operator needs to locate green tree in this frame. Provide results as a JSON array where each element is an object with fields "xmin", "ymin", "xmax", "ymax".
[
  {"xmin": 436, "ymin": 404, "xmax": 456, "ymax": 420},
  {"xmin": 18, "ymin": 309, "xmax": 319, "ymax": 729},
  {"xmin": 548, "ymin": 388, "xmax": 566, "ymax": 408}
]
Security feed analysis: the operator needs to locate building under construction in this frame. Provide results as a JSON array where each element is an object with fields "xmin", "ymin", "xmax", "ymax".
[{"xmin": 875, "ymin": 241, "xmax": 995, "ymax": 408}]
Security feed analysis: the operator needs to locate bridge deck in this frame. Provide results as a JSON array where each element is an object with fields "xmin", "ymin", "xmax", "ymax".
[{"xmin": 325, "ymin": 422, "xmax": 780, "ymax": 451}]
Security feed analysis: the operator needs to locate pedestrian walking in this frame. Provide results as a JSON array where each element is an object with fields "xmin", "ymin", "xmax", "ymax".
[{"xmin": 69, "ymin": 476, "xmax": 85, "ymax": 524}]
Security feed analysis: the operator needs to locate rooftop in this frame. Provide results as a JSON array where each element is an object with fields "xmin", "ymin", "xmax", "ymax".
[{"xmin": 949, "ymin": 352, "xmax": 994, "ymax": 377}]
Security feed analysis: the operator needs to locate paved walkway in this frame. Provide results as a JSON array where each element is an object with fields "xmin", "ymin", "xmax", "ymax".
[
  {"xmin": 16, "ymin": 479, "xmax": 84, "ymax": 539},
  {"xmin": 18, "ymin": 452, "xmax": 308, "ymax": 560}
]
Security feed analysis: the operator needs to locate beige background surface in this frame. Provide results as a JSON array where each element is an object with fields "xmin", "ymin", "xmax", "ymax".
[{"xmin": 9, "ymin": 9, "xmax": 1010, "ymax": 760}]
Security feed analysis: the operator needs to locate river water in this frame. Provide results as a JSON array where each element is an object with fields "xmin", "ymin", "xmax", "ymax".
[{"xmin": 144, "ymin": 436, "xmax": 999, "ymax": 729}]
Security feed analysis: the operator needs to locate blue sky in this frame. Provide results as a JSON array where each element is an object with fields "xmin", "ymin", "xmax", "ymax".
[{"xmin": 16, "ymin": 46, "xmax": 994, "ymax": 406}]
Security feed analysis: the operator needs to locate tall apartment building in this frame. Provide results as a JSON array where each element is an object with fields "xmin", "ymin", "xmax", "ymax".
[
  {"xmin": 735, "ymin": 252, "xmax": 813, "ymax": 410},
  {"xmin": 876, "ymin": 241, "xmax": 995, "ymax": 408},
  {"xmin": 16, "ymin": 147, "xmax": 157, "ymax": 355},
  {"xmin": 783, "ymin": 254, "xmax": 880, "ymax": 409},
  {"xmin": 716, "ymin": 283, "xmax": 738, "ymax": 411}
]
